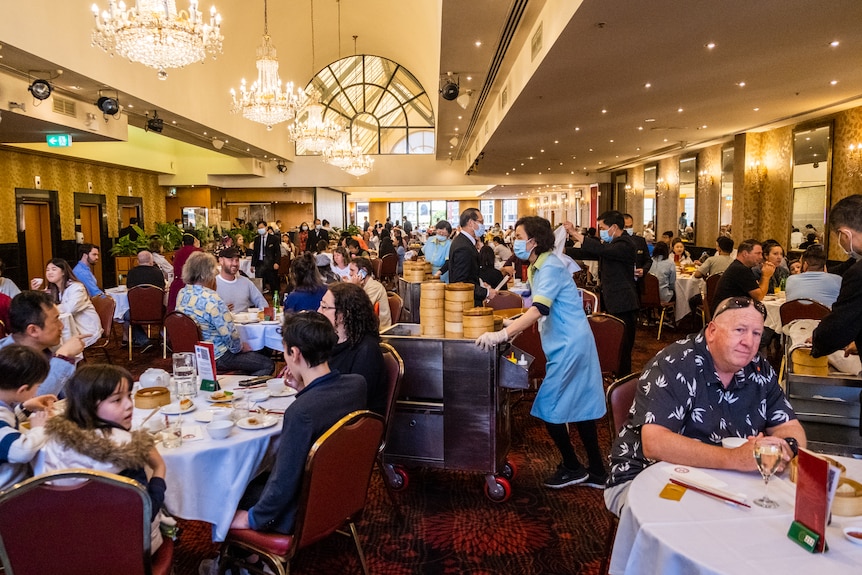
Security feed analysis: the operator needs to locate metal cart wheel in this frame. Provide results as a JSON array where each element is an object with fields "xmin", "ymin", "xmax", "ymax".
[
  {"xmin": 384, "ymin": 464, "xmax": 409, "ymax": 491},
  {"xmin": 500, "ymin": 459, "xmax": 518, "ymax": 481},
  {"xmin": 483, "ymin": 475, "xmax": 512, "ymax": 502}
]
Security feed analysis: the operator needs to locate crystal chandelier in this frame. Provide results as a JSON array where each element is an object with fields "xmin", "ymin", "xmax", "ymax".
[
  {"xmin": 91, "ymin": 0, "xmax": 223, "ymax": 80},
  {"xmin": 288, "ymin": 91, "xmax": 341, "ymax": 153},
  {"xmin": 322, "ymin": 129, "xmax": 353, "ymax": 168},
  {"xmin": 344, "ymin": 146, "xmax": 374, "ymax": 177},
  {"xmin": 230, "ymin": 0, "xmax": 300, "ymax": 128}
]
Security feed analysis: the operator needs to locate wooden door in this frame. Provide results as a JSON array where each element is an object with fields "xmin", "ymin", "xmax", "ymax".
[
  {"xmin": 79, "ymin": 204, "xmax": 103, "ymax": 287},
  {"xmin": 23, "ymin": 202, "xmax": 52, "ymax": 283},
  {"xmin": 121, "ymin": 205, "xmax": 138, "ymax": 227}
]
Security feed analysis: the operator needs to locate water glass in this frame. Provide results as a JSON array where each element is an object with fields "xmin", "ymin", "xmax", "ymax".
[
  {"xmin": 162, "ymin": 420, "xmax": 182, "ymax": 448},
  {"xmin": 232, "ymin": 397, "xmax": 250, "ymax": 422},
  {"xmin": 173, "ymin": 352, "xmax": 197, "ymax": 400}
]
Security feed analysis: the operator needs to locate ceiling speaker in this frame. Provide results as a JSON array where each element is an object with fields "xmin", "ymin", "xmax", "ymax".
[{"xmin": 440, "ymin": 80, "xmax": 459, "ymax": 101}]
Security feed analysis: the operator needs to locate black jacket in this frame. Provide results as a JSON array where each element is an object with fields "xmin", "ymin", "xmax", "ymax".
[
  {"xmin": 629, "ymin": 232, "xmax": 652, "ymax": 274},
  {"xmin": 252, "ymin": 233, "xmax": 280, "ymax": 268},
  {"xmin": 812, "ymin": 258, "xmax": 862, "ymax": 358},
  {"xmin": 567, "ymin": 234, "xmax": 639, "ymax": 314},
  {"xmin": 447, "ymin": 232, "xmax": 488, "ymax": 306},
  {"xmin": 306, "ymin": 228, "xmax": 330, "ymax": 251}
]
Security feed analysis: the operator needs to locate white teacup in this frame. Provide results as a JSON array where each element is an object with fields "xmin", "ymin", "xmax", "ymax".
[
  {"xmin": 721, "ymin": 436, "xmax": 747, "ymax": 449},
  {"xmin": 266, "ymin": 378, "xmax": 285, "ymax": 395},
  {"xmin": 206, "ymin": 420, "xmax": 233, "ymax": 440}
]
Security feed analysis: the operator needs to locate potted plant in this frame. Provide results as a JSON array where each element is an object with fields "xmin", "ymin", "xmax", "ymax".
[
  {"xmin": 109, "ymin": 224, "xmax": 148, "ymax": 284},
  {"xmin": 154, "ymin": 222, "xmax": 184, "ymax": 251}
]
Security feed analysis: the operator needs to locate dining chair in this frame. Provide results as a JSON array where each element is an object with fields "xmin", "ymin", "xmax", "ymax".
[
  {"xmin": 163, "ymin": 310, "xmax": 203, "ymax": 354},
  {"xmin": 379, "ymin": 253, "xmax": 398, "ymax": 289},
  {"xmin": 218, "ymin": 411, "xmax": 384, "ymax": 575},
  {"xmin": 85, "ymin": 294, "xmax": 117, "ymax": 364},
  {"xmin": 277, "ymin": 254, "xmax": 292, "ymax": 292},
  {"xmin": 0, "ymin": 468, "xmax": 174, "ymax": 575},
  {"xmin": 588, "ymin": 313, "xmax": 626, "ymax": 385},
  {"xmin": 377, "ymin": 343, "xmax": 407, "ymax": 500},
  {"xmin": 127, "ymin": 284, "xmax": 166, "ymax": 361},
  {"xmin": 776, "ymin": 298, "xmax": 830, "ymax": 388},
  {"xmin": 371, "ymin": 257, "xmax": 383, "ymax": 281},
  {"xmin": 702, "ymin": 273, "xmax": 723, "ymax": 323},
  {"xmin": 579, "ymin": 288, "xmax": 599, "ymax": 315},
  {"xmin": 600, "ymin": 372, "xmax": 641, "ymax": 575},
  {"xmin": 639, "ymin": 274, "xmax": 675, "ymax": 340},
  {"xmin": 386, "ymin": 291, "xmax": 403, "ymax": 324},
  {"xmin": 486, "ymin": 290, "xmax": 523, "ymax": 311}
]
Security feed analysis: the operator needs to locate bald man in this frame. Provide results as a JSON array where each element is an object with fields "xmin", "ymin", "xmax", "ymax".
[{"xmin": 124, "ymin": 250, "xmax": 165, "ymax": 346}]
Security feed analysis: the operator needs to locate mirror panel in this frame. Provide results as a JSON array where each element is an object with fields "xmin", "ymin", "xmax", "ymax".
[
  {"xmin": 720, "ymin": 147, "xmax": 734, "ymax": 236},
  {"xmin": 643, "ymin": 164, "xmax": 657, "ymax": 230},
  {"xmin": 792, "ymin": 124, "xmax": 831, "ymax": 250},
  {"xmin": 678, "ymin": 157, "xmax": 696, "ymax": 240}
]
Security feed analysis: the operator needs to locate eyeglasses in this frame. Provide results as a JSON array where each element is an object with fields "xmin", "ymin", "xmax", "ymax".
[{"xmin": 712, "ymin": 296, "xmax": 767, "ymax": 320}]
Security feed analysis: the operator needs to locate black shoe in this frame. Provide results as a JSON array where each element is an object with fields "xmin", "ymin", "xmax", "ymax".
[
  {"xmin": 580, "ymin": 471, "xmax": 608, "ymax": 489},
  {"xmin": 543, "ymin": 464, "xmax": 589, "ymax": 489}
]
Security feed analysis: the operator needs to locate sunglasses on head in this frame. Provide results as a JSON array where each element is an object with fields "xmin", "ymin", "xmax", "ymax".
[{"xmin": 712, "ymin": 296, "xmax": 767, "ymax": 321}]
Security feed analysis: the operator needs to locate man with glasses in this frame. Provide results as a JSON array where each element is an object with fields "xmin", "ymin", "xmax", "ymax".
[
  {"xmin": 448, "ymin": 207, "xmax": 498, "ymax": 306},
  {"xmin": 604, "ymin": 296, "xmax": 806, "ymax": 516},
  {"xmin": 812, "ymin": 194, "xmax": 862, "ymax": 360}
]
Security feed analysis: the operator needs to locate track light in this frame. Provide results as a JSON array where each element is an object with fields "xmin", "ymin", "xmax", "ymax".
[
  {"xmin": 456, "ymin": 91, "xmax": 472, "ymax": 110},
  {"xmin": 96, "ymin": 96, "xmax": 120, "ymax": 116},
  {"xmin": 276, "ymin": 161, "xmax": 288, "ymax": 173},
  {"xmin": 449, "ymin": 136, "xmax": 458, "ymax": 147},
  {"xmin": 146, "ymin": 111, "xmax": 164, "ymax": 133},
  {"xmin": 212, "ymin": 138, "xmax": 225, "ymax": 150},
  {"xmin": 28, "ymin": 79, "xmax": 52, "ymax": 101}
]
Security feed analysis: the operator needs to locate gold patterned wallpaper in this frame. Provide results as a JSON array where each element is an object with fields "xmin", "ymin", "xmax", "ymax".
[{"xmin": 0, "ymin": 147, "xmax": 165, "ymax": 244}]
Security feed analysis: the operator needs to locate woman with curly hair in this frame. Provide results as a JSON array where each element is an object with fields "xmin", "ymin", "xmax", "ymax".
[{"xmin": 318, "ymin": 282, "xmax": 386, "ymax": 415}]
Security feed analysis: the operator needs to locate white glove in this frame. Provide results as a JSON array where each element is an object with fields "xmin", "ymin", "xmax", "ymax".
[{"xmin": 475, "ymin": 328, "xmax": 509, "ymax": 351}]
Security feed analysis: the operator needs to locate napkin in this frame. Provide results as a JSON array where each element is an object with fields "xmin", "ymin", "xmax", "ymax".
[
  {"xmin": 180, "ymin": 425, "xmax": 205, "ymax": 442},
  {"xmin": 553, "ymin": 226, "xmax": 581, "ymax": 275}
]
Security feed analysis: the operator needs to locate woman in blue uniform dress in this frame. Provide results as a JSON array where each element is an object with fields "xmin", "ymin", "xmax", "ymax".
[{"xmin": 476, "ymin": 216, "xmax": 607, "ymax": 488}]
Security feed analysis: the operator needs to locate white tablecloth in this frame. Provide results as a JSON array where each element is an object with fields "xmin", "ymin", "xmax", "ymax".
[
  {"xmin": 611, "ymin": 457, "xmax": 862, "ymax": 575},
  {"xmin": 132, "ymin": 375, "xmax": 296, "ymax": 541},
  {"xmin": 105, "ymin": 286, "xmax": 129, "ymax": 321},
  {"xmin": 674, "ymin": 275, "xmax": 705, "ymax": 321},
  {"xmin": 237, "ymin": 321, "xmax": 284, "ymax": 351},
  {"xmin": 239, "ymin": 257, "xmax": 253, "ymax": 276},
  {"xmin": 763, "ymin": 293, "xmax": 786, "ymax": 333}
]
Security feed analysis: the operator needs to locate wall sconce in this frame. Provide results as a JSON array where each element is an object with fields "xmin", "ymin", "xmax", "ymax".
[
  {"xmin": 747, "ymin": 161, "xmax": 767, "ymax": 189},
  {"xmin": 847, "ymin": 143, "xmax": 862, "ymax": 178},
  {"xmin": 656, "ymin": 178, "xmax": 670, "ymax": 198},
  {"xmin": 697, "ymin": 170, "xmax": 714, "ymax": 189}
]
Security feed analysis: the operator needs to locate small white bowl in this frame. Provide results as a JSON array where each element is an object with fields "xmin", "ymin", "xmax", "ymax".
[
  {"xmin": 249, "ymin": 390, "xmax": 271, "ymax": 403},
  {"xmin": 211, "ymin": 408, "xmax": 233, "ymax": 421},
  {"xmin": 843, "ymin": 526, "xmax": 862, "ymax": 546},
  {"xmin": 206, "ymin": 420, "xmax": 234, "ymax": 440},
  {"xmin": 266, "ymin": 378, "xmax": 285, "ymax": 394},
  {"xmin": 721, "ymin": 437, "xmax": 747, "ymax": 449}
]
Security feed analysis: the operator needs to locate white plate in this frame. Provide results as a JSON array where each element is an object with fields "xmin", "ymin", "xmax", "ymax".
[
  {"xmin": 259, "ymin": 320, "xmax": 280, "ymax": 325},
  {"xmin": 236, "ymin": 415, "xmax": 279, "ymax": 430},
  {"xmin": 248, "ymin": 390, "xmax": 271, "ymax": 403},
  {"xmin": 270, "ymin": 388, "xmax": 297, "ymax": 397},
  {"xmin": 844, "ymin": 526, "xmax": 862, "ymax": 545},
  {"xmin": 233, "ymin": 317, "xmax": 259, "ymax": 324},
  {"xmin": 194, "ymin": 406, "xmax": 233, "ymax": 422},
  {"xmin": 206, "ymin": 390, "xmax": 242, "ymax": 403},
  {"xmin": 161, "ymin": 402, "xmax": 196, "ymax": 415}
]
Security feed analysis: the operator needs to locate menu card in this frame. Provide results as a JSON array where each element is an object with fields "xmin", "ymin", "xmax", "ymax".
[
  {"xmin": 788, "ymin": 448, "xmax": 842, "ymax": 552},
  {"xmin": 195, "ymin": 342, "xmax": 218, "ymax": 391}
]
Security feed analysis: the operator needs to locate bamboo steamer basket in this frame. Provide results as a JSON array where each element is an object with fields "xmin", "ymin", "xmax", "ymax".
[
  {"xmin": 420, "ymin": 297, "xmax": 444, "ymax": 309},
  {"xmin": 493, "ymin": 315, "xmax": 504, "ymax": 331},
  {"xmin": 463, "ymin": 307, "xmax": 494, "ymax": 339},
  {"xmin": 791, "ymin": 348, "xmax": 829, "ymax": 376},
  {"xmin": 403, "ymin": 261, "xmax": 427, "ymax": 282},
  {"xmin": 833, "ymin": 477, "xmax": 862, "ymax": 516},
  {"xmin": 444, "ymin": 320, "xmax": 464, "ymax": 339},
  {"xmin": 422, "ymin": 279, "xmax": 445, "ymax": 294},
  {"xmin": 445, "ymin": 282, "xmax": 475, "ymax": 301},
  {"xmin": 422, "ymin": 323, "xmax": 445, "ymax": 337},
  {"xmin": 444, "ymin": 299, "xmax": 472, "ymax": 312},
  {"xmin": 134, "ymin": 387, "xmax": 170, "ymax": 409}
]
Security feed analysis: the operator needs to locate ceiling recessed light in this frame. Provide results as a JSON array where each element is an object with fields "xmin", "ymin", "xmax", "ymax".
[
  {"xmin": 663, "ymin": 138, "xmax": 668, "ymax": 142},
  {"xmin": 701, "ymin": 125, "xmax": 707, "ymax": 129},
  {"xmin": 474, "ymin": 41, "xmax": 482, "ymax": 47},
  {"xmin": 172, "ymin": 120, "xmax": 177, "ymax": 124},
  {"xmin": 70, "ymin": 85, "xmax": 83, "ymax": 90},
  {"xmin": 677, "ymin": 108, "xmax": 683, "ymax": 113},
  {"xmin": 554, "ymin": 140, "xmax": 559, "ymax": 144},
  {"xmin": 830, "ymin": 80, "xmax": 838, "ymax": 85},
  {"xmin": 126, "ymin": 104, "xmax": 133, "ymax": 108},
  {"xmin": 457, "ymin": 115, "xmax": 462, "ymax": 120},
  {"xmin": 466, "ymin": 76, "xmax": 472, "ymax": 81},
  {"xmin": 203, "ymin": 131, "xmax": 207, "ymax": 135},
  {"xmin": 540, "ymin": 149, "xmax": 545, "ymax": 153},
  {"xmin": 529, "ymin": 156, "xmax": 534, "ymax": 160},
  {"xmin": 644, "ymin": 118, "xmax": 655, "ymax": 122},
  {"xmin": 601, "ymin": 109, "xmax": 607, "ymax": 114},
  {"xmin": 753, "ymin": 107, "xmax": 760, "ymax": 111},
  {"xmin": 736, "ymin": 81, "xmax": 746, "ymax": 87},
  {"xmin": 644, "ymin": 82, "xmax": 651, "ymax": 88},
  {"xmin": 454, "ymin": 127, "xmax": 459, "ymax": 131},
  {"xmin": 638, "ymin": 126, "xmax": 643, "ymax": 131},
  {"xmin": 705, "ymin": 42, "xmax": 716, "ymax": 49},
  {"xmin": 609, "ymin": 139, "xmax": 614, "ymax": 143},
  {"xmin": 575, "ymin": 127, "xmax": 580, "ymax": 131},
  {"xmin": 521, "ymin": 163, "xmax": 524, "ymax": 166},
  {"xmin": 636, "ymin": 147, "xmax": 641, "ymax": 151},
  {"xmin": 831, "ymin": 40, "xmax": 840, "ymax": 47}
]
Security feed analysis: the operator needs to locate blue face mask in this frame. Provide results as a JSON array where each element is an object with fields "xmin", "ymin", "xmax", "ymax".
[
  {"xmin": 475, "ymin": 222, "xmax": 486, "ymax": 238},
  {"xmin": 600, "ymin": 229, "xmax": 612, "ymax": 243},
  {"xmin": 513, "ymin": 239, "xmax": 532, "ymax": 260}
]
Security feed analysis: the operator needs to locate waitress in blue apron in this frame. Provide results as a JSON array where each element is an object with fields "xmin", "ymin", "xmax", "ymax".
[{"xmin": 476, "ymin": 216, "xmax": 607, "ymax": 489}]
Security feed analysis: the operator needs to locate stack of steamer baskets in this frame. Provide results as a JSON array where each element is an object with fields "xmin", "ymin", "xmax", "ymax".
[
  {"xmin": 403, "ymin": 260, "xmax": 427, "ymax": 283},
  {"xmin": 420, "ymin": 280, "xmax": 445, "ymax": 336},
  {"xmin": 443, "ymin": 282, "xmax": 475, "ymax": 338},
  {"xmin": 462, "ymin": 306, "xmax": 495, "ymax": 339}
]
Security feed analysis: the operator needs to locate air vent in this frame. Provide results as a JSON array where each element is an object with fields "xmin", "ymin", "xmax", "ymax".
[{"xmin": 53, "ymin": 96, "xmax": 77, "ymax": 118}]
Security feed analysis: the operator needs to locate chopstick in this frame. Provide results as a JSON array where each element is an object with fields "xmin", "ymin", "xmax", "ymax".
[
  {"xmin": 494, "ymin": 275, "xmax": 510, "ymax": 291},
  {"xmin": 669, "ymin": 477, "xmax": 751, "ymax": 508},
  {"xmin": 139, "ymin": 407, "xmax": 161, "ymax": 427}
]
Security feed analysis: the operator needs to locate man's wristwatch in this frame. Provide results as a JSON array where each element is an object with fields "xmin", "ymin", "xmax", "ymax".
[{"xmin": 784, "ymin": 437, "xmax": 799, "ymax": 458}]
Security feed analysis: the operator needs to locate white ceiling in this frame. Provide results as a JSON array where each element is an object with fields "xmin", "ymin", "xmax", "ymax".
[{"xmin": 1, "ymin": 0, "xmax": 862, "ymax": 201}]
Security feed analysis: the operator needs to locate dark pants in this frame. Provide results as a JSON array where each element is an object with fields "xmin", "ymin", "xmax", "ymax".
[
  {"xmin": 611, "ymin": 309, "xmax": 638, "ymax": 376},
  {"xmin": 216, "ymin": 350, "xmax": 274, "ymax": 376}
]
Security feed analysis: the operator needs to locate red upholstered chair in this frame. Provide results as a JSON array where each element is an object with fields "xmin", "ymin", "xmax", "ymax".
[
  {"xmin": 371, "ymin": 257, "xmax": 383, "ymax": 280},
  {"xmin": 377, "ymin": 343, "xmax": 407, "ymax": 497},
  {"xmin": 600, "ymin": 372, "xmax": 641, "ymax": 575},
  {"xmin": 0, "ymin": 468, "xmax": 174, "ymax": 575},
  {"xmin": 640, "ymin": 273, "xmax": 675, "ymax": 340},
  {"xmin": 579, "ymin": 288, "xmax": 599, "ymax": 315},
  {"xmin": 701, "ymin": 272, "xmax": 723, "ymax": 323},
  {"xmin": 379, "ymin": 253, "xmax": 398, "ymax": 289},
  {"xmin": 85, "ymin": 294, "xmax": 117, "ymax": 363},
  {"xmin": 387, "ymin": 291, "xmax": 403, "ymax": 324},
  {"xmin": 588, "ymin": 313, "xmax": 626, "ymax": 384},
  {"xmin": 779, "ymin": 297, "xmax": 830, "ymax": 325},
  {"xmin": 163, "ymin": 310, "xmax": 203, "ymax": 354},
  {"xmin": 127, "ymin": 284, "xmax": 166, "ymax": 361},
  {"xmin": 486, "ymin": 290, "xmax": 523, "ymax": 311},
  {"xmin": 218, "ymin": 411, "xmax": 385, "ymax": 575}
]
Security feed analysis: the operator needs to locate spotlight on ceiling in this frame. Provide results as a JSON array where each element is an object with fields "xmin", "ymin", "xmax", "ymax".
[
  {"xmin": 440, "ymin": 73, "xmax": 459, "ymax": 101},
  {"xmin": 28, "ymin": 79, "xmax": 53, "ymax": 101},
  {"xmin": 456, "ymin": 91, "xmax": 472, "ymax": 110},
  {"xmin": 212, "ymin": 138, "xmax": 225, "ymax": 150},
  {"xmin": 146, "ymin": 111, "xmax": 164, "ymax": 133},
  {"xmin": 276, "ymin": 161, "xmax": 288, "ymax": 173},
  {"xmin": 96, "ymin": 95, "xmax": 120, "ymax": 116},
  {"xmin": 449, "ymin": 136, "xmax": 459, "ymax": 147}
]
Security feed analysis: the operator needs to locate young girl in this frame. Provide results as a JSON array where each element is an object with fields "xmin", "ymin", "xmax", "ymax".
[{"xmin": 35, "ymin": 365, "xmax": 167, "ymax": 551}]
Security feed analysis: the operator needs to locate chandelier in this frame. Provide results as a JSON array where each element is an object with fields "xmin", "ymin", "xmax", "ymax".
[
  {"xmin": 230, "ymin": 0, "xmax": 300, "ymax": 128},
  {"xmin": 91, "ymin": 0, "xmax": 223, "ymax": 80},
  {"xmin": 322, "ymin": 129, "xmax": 354, "ymax": 168},
  {"xmin": 288, "ymin": 91, "xmax": 341, "ymax": 153},
  {"xmin": 344, "ymin": 147, "xmax": 374, "ymax": 177}
]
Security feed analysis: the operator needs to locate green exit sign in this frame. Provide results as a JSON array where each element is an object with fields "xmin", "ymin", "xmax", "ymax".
[{"xmin": 46, "ymin": 134, "xmax": 72, "ymax": 147}]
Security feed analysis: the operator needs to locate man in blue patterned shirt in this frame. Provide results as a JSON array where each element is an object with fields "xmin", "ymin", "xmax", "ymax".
[{"xmin": 604, "ymin": 296, "xmax": 806, "ymax": 516}]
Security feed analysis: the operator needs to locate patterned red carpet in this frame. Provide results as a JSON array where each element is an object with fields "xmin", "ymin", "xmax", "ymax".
[{"xmin": 113, "ymin": 321, "xmax": 677, "ymax": 574}]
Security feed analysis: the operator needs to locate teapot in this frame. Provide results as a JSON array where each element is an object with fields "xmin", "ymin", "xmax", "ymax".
[{"xmin": 140, "ymin": 368, "xmax": 170, "ymax": 388}]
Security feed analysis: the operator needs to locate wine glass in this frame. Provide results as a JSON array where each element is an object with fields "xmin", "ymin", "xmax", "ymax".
[{"xmin": 753, "ymin": 438, "xmax": 782, "ymax": 508}]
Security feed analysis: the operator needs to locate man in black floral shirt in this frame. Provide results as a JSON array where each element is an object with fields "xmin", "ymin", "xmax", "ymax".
[{"xmin": 604, "ymin": 297, "xmax": 806, "ymax": 516}]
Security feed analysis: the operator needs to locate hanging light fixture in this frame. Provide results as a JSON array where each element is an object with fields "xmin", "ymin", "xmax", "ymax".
[
  {"xmin": 230, "ymin": 0, "xmax": 301, "ymax": 128},
  {"xmin": 289, "ymin": 90, "xmax": 341, "ymax": 153},
  {"xmin": 343, "ymin": 143, "xmax": 374, "ymax": 177},
  {"xmin": 322, "ymin": 128, "xmax": 353, "ymax": 168},
  {"xmin": 91, "ymin": 0, "xmax": 224, "ymax": 80}
]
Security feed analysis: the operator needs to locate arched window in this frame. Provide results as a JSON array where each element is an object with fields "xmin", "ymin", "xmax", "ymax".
[{"xmin": 297, "ymin": 54, "xmax": 435, "ymax": 156}]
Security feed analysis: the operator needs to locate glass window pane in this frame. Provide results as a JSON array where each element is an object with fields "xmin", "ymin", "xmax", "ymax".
[
  {"xmin": 403, "ymin": 202, "xmax": 418, "ymax": 226},
  {"xmin": 447, "ymin": 201, "xmax": 460, "ymax": 225},
  {"xmin": 503, "ymin": 200, "xmax": 518, "ymax": 229},
  {"xmin": 380, "ymin": 128, "xmax": 408, "ymax": 154},
  {"xmin": 417, "ymin": 202, "xmax": 431, "ymax": 228},
  {"xmin": 389, "ymin": 203, "xmax": 402, "ymax": 224},
  {"xmin": 430, "ymin": 201, "xmax": 446, "ymax": 228},
  {"xmin": 480, "ymin": 200, "xmax": 495, "ymax": 225}
]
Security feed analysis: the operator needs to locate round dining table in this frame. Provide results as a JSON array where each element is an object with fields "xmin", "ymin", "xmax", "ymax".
[
  {"xmin": 105, "ymin": 286, "xmax": 130, "ymax": 321},
  {"xmin": 236, "ymin": 319, "xmax": 284, "ymax": 352},
  {"xmin": 762, "ymin": 292, "xmax": 786, "ymax": 333},
  {"xmin": 610, "ymin": 456, "xmax": 862, "ymax": 575},
  {"xmin": 132, "ymin": 375, "xmax": 296, "ymax": 541},
  {"xmin": 673, "ymin": 274, "xmax": 705, "ymax": 322}
]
